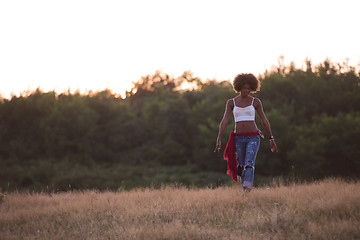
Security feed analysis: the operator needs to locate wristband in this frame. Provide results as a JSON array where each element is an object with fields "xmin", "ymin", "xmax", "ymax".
[{"xmin": 269, "ymin": 136, "xmax": 274, "ymax": 140}]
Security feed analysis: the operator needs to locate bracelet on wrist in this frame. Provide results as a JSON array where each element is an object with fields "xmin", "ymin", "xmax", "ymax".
[{"xmin": 269, "ymin": 136, "xmax": 274, "ymax": 140}]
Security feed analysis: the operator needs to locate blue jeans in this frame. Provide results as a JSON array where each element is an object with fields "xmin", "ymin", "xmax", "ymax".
[{"xmin": 234, "ymin": 135, "xmax": 260, "ymax": 191}]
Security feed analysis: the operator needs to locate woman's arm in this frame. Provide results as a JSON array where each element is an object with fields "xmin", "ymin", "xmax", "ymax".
[
  {"xmin": 254, "ymin": 98, "xmax": 278, "ymax": 152},
  {"xmin": 214, "ymin": 99, "xmax": 233, "ymax": 152}
]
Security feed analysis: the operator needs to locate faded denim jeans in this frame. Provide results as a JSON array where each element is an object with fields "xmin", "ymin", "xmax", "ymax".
[{"xmin": 234, "ymin": 135, "xmax": 260, "ymax": 191}]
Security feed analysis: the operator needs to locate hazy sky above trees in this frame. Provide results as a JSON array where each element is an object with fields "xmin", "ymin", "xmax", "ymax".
[{"xmin": 1, "ymin": 0, "xmax": 359, "ymax": 98}]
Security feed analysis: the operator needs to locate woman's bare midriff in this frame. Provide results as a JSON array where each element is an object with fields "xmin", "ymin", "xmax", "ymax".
[{"xmin": 234, "ymin": 121, "xmax": 258, "ymax": 133}]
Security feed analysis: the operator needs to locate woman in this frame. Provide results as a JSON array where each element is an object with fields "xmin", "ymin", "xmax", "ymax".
[{"xmin": 214, "ymin": 73, "xmax": 278, "ymax": 192}]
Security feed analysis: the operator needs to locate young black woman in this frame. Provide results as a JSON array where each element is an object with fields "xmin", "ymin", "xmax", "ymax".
[{"xmin": 214, "ymin": 73, "xmax": 278, "ymax": 191}]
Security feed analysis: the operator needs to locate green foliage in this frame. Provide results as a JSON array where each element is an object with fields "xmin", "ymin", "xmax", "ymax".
[
  {"xmin": 0, "ymin": 60, "xmax": 359, "ymax": 191},
  {"xmin": 288, "ymin": 112, "xmax": 360, "ymax": 177}
]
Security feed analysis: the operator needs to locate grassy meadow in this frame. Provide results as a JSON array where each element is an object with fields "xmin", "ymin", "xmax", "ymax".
[{"xmin": 0, "ymin": 178, "xmax": 359, "ymax": 240}]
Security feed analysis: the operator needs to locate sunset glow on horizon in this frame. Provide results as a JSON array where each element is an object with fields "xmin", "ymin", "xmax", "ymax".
[{"xmin": 1, "ymin": 0, "xmax": 359, "ymax": 99}]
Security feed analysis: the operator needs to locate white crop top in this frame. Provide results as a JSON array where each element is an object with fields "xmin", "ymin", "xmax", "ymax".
[{"xmin": 233, "ymin": 97, "xmax": 255, "ymax": 122}]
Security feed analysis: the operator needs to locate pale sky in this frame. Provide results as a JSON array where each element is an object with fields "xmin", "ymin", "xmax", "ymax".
[{"xmin": 1, "ymin": 0, "xmax": 359, "ymax": 98}]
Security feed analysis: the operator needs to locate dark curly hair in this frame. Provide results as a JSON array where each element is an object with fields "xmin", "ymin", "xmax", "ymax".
[{"xmin": 233, "ymin": 73, "xmax": 260, "ymax": 92}]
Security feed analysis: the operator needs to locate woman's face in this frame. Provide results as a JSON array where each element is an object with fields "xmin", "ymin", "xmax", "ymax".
[{"xmin": 241, "ymin": 84, "xmax": 251, "ymax": 96}]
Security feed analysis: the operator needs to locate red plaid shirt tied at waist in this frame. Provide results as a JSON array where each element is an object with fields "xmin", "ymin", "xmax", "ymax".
[{"xmin": 223, "ymin": 131, "xmax": 260, "ymax": 182}]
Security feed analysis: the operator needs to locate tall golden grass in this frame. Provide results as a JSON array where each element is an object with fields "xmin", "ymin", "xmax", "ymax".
[{"xmin": 0, "ymin": 178, "xmax": 359, "ymax": 240}]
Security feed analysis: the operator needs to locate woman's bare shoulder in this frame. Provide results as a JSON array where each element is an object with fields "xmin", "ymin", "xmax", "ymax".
[
  {"xmin": 253, "ymin": 97, "xmax": 263, "ymax": 108},
  {"xmin": 226, "ymin": 98, "xmax": 234, "ymax": 108}
]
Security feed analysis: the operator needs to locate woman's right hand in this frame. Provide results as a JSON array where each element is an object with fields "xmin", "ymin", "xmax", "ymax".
[{"xmin": 214, "ymin": 139, "xmax": 221, "ymax": 152}]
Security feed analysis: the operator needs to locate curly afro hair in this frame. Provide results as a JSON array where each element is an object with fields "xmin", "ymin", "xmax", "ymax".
[{"xmin": 233, "ymin": 73, "xmax": 260, "ymax": 93}]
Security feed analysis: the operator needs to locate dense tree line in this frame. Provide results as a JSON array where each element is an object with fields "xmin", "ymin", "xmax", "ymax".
[{"xmin": 0, "ymin": 59, "xmax": 359, "ymax": 191}]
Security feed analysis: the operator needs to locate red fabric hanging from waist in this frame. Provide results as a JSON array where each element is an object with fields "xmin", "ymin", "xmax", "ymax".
[{"xmin": 223, "ymin": 131, "xmax": 260, "ymax": 182}]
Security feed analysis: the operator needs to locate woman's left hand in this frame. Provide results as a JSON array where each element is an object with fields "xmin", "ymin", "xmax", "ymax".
[{"xmin": 270, "ymin": 139, "xmax": 278, "ymax": 152}]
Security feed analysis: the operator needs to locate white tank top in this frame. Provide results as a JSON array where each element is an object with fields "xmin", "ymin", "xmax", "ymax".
[{"xmin": 233, "ymin": 97, "xmax": 255, "ymax": 122}]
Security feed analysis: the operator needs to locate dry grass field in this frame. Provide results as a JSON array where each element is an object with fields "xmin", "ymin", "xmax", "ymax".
[{"xmin": 0, "ymin": 178, "xmax": 359, "ymax": 240}]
